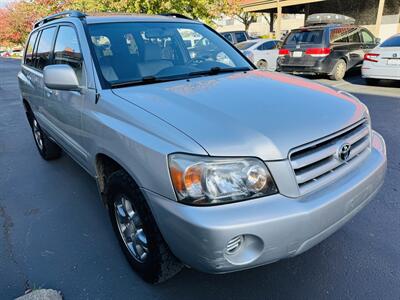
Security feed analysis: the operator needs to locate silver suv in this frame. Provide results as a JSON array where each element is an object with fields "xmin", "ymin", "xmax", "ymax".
[{"xmin": 18, "ymin": 11, "xmax": 387, "ymax": 283}]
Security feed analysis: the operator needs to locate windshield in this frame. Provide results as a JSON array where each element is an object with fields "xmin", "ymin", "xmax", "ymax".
[
  {"xmin": 236, "ymin": 41, "xmax": 257, "ymax": 50},
  {"xmin": 88, "ymin": 22, "xmax": 252, "ymax": 87},
  {"xmin": 284, "ymin": 30, "xmax": 323, "ymax": 45}
]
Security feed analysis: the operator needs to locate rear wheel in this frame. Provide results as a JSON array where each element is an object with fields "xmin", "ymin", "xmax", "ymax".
[
  {"xmin": 329, "ymin": 59, "xmax": 347, "ymax": 81},
  {"xmin": 256, "ymin": 60, "xmax": 268, "ymax": 70},
  {"xmin": 105, "ymin": 170, "xmax": 183, "ymax": 283},
  {"xmin": 30, "ymin": 115, "xmax": 62, "ymax": 160},
  {"xmin": 365, "ymin": 78, "xmax": 380, "ymax": 86}
]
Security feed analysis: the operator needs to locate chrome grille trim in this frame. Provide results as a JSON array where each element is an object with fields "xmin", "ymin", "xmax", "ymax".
[{"xmin": 289, "ymin": 119, "xmax": 371, "ymax": 195}]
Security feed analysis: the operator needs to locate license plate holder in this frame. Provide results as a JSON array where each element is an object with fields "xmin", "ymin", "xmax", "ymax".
[
  {"xmin": 292, "ymin": 51, "xmax": 303, "ymax": 58},
  {"xmin": 387, "ymin": 59, "xmax": 400, "ymax": 65}
]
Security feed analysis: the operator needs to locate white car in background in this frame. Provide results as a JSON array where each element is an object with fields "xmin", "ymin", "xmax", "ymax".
[
  {"xmin": 236, "ymin": 39, "xmax": 282, "ymax": 71},
  {"xmin": 362, "ymin": 34, "xmax": 400, "ymax": 84}
]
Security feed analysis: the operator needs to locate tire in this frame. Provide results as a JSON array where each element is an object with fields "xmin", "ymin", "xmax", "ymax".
[
  {"xmin": 256, "ymin": 60, "xmax": 268, "ymax": 70},
  {"xmin": 30, "ymin": 113, "xmax": 62, "ymax": 160},
  {"xmin": 105, "ymin": 170, "xmax": 183, "ymax": 283},
  {"xmin": 365, "ymin": 78, "xmax": 380, "ymax": 86},
  {"xmin": 329, "ymin": 59, "xmax": 347, "ymax": 81}
]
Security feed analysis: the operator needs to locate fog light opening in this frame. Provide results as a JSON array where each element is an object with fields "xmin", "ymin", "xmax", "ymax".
[{"xmin": 225, "ymin": 235, "xmax": 244, "ymax": 255}]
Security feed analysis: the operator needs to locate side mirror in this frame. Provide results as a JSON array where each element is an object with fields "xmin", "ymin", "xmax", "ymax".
[
  {"xmin": 375, "ymin": 37, "xmax": 381, "ymax": 44},
  {"xmin": 43, "ymin": 64, "xmax": 80, "ymax": 91}
]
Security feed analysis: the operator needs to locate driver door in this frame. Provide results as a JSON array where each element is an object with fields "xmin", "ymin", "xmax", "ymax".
[{"xmin": 44, "ymin": 24, "xmax": 91, "ymax": 167}]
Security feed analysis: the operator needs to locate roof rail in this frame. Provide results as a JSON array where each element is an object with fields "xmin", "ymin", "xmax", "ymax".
[
  {"xmin": 159, "ymin": 13, "xmax": 192, "ymax": 20},
  {"xmin": 34, "ymin": 10, "xmax": 86, "ymax": 29}
]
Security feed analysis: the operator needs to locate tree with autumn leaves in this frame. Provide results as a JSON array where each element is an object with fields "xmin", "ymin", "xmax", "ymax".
[{"xmin": 0, "ymin": 0, "xmax": 241, "ymax": 47}]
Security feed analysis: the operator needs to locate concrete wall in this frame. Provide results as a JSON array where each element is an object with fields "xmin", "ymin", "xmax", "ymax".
[
  {"xmin": 216, "ymin": 14, "xmax": 305, "ymax": 37},
  {"xmin": 306, "ymin": 0, "xmax": 400, "ymax": 40}
]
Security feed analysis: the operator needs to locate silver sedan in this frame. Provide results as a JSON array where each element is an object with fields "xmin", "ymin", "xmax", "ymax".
[
  {"xmin": 236, "ymin": 38, "xmax": 282, "ymax": 71},
  {"xmin": 362, "ymin": 34, "xmax": 400, "ymax": 84}
]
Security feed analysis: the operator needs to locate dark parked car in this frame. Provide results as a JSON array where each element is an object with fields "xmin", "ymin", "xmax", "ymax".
[
  {"xmin": 220, "ymin": 30, "xmax": 252, "ymax": 44},
  {"xmin": 277, "ymin": 14, "xmax": 379, "ymax": 80}
]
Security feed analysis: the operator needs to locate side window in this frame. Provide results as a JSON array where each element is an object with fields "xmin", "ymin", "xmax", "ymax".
[
  {"xmin": 178, "ymin": 28, "xmax": 234, "ymax": 67},
  {"xmin": 360, "ymin": 30, "xmax": 375, "ymax": 44},
  {"xmin": 235, "ymin": 32, "xmax": 247, "ymax": 43},
  {"xmin": 257, "ymin": 41, "xmax": 275, "ymax": 50},
  {"xmin": 330, "ymin": 28, "xmax": 350, "ymax": 43},
  {"xmin": 347, "ymin": 28, "xmax": 361, "ymax": 43},
  {"xmin": 35, "ymin": 27, "xmax": 56, "ymax": 70},
  {"xmin": 222, "ymin": 33, "xmax": 233, "ymax": 43},
  {"xmin": 24, "ymin": 31, "xmax": 38, "ymax": 66},
  {"xmin": 53, "ymin": 26, "xmax": 84, "ymax": 85}
]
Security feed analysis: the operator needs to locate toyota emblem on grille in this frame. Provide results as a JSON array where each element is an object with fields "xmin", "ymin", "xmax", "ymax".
[{"xmin": 337, "ymin": 143, "xmax": 351, "ymax": 162}]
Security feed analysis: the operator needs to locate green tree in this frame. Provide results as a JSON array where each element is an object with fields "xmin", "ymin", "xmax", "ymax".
[
  {"xmin": 66, "ymin": 0, "xmax": 230, "ymax": 25},
  {"xmin": 0, "ymin": 0, "xmax": 231, "ymax": 46}
]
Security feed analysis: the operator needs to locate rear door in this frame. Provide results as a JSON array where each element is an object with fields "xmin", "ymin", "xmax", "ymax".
[
  {"xmin": 31, "ymin": 26, "xmax": 57, "ymax": 132},
  {"xmin": 20, "ymin": 30, "xmax": 41, "ymax": 113}
]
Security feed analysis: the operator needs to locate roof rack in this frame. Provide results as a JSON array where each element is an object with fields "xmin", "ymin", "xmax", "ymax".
[
  {"xmin": 159, "ymin": 13, "xmax": 192, "ymax": 20},
  {"xmin": 34, "ymin": 10, "xmax": 86, "ymax": 29}
]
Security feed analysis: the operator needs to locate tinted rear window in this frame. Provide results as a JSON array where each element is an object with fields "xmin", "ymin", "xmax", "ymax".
[
  {"xmin": 285, "ymin": 30, "xmax": 323, "ymax": 45},
  {"xmin": 236, "ymin": 41, "xmax": 257, "ymax": 50},
  {"xmin": 381, "ymin": 35, "xmax": 400, "ymax": 47},
  {"xmin": 235, "ymin": 32, "xmax": 247, "ymax": 43},
  {"xmin": 25, "ymin": 31, "xmax": 38, "ymax": 66}
]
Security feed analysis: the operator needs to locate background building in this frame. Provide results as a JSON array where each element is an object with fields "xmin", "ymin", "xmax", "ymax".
[{"xmin": 221, "ymin": 0, "xmax": 400, "ymax": 40}]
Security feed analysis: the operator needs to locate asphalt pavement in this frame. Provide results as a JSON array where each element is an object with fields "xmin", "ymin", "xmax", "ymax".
[{"xmin": 1, "ymin": 57, "xmax": 399, "ymax": 299}]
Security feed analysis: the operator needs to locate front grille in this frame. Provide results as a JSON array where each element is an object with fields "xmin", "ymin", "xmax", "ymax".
[{"xmin": 289, "ymin": 119, "xmax": 371, "ymax": 195}]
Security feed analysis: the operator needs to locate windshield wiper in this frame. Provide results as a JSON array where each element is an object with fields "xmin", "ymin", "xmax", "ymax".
[
  {"xmin": 111, "ymin": 75, "xmax": 185, "ymax": 88},
  {"xmin": 188, "ymin": 66, "xmax": 251, "ymax": 77},
  {"xmin": 111, "ymin": 67, "xmax": 251, "ymax": 88}
]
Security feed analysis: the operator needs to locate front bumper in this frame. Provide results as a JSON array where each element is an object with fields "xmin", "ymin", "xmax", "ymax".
[{"xmin": 144, "ymin": 131, "xmax": 386, "ymax": 274}]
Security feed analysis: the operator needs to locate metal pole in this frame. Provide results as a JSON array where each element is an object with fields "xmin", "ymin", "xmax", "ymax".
[
  {"xmin": 276, "ymin": 0, "xmax": 282, "ymax": 39},
  {"xmin": 375, "ymin": 0, "xmax": 385, "ymax": 37}
]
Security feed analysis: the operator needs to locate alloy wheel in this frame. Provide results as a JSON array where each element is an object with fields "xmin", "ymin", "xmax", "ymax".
[
  {"xmin": 32, "ymin": 119, "xmax": 44, "ymax": 150},
  {"xmin": 114, "ymin": 195, "xmax": 149, "ymax": 263},
  {"xmin": 257, "ymin": 60, "xmax": 268, "ymax": 70}
]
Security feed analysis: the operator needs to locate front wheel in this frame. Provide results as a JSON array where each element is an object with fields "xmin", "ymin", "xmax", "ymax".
[
  {"xmin": 329, "ymin": 59, "xmax": 347, "ymax": 81},
  {"xmin": 105, "ymin": 170, "xmax": 183, "ymax": 283}
]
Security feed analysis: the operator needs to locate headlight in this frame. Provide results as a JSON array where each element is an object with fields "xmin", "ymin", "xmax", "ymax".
[{"xmin": 168, "ymin": 154, "xmax": 277, "ymax": 205}]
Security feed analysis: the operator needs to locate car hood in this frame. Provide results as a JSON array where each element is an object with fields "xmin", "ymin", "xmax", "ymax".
[{"xmin": 112, "ymin": 70, "xmax": 367, "ymax": 160}]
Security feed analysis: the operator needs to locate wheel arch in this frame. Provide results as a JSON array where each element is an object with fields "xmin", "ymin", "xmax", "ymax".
[
  {"xmin": 339, "ymin": 56, "xmax": 349, "ymax": 68},
  {"xmin": 95, "ymin": 153, "xmax": 141, "ymax": 204}
]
